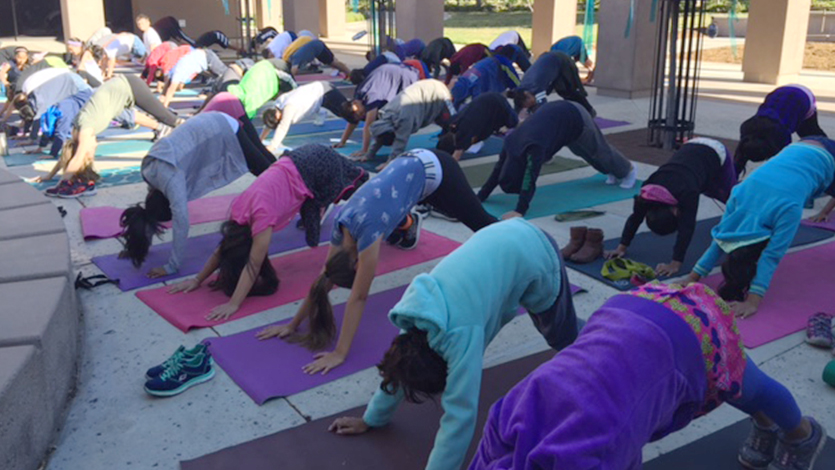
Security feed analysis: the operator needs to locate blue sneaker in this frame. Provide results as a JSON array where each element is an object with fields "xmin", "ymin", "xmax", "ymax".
[
  {"xmin": 145, "ymin": 344, "xmax": 209, "ymax": 380},
  {"xmin": 144, "ymin": 353, "xmax": 215, "ymax": 397}
]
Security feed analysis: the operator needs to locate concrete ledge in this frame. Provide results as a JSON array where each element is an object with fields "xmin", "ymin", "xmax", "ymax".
[{"xmin": 0, "ymin": 169, "xmax": 78, "ymax": 470}]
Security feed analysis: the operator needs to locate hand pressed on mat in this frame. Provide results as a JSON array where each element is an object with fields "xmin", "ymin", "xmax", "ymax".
[
  {"xmin": 328, "ymin": 417, "xmax": 369, "ymax": 435},
  {"xmin": 655, "ymin": 260, "xmax": 682, "ymax": 277},
  {"xmin": 206, "ymin": 302, "xmax": 240, "ymax": 321},
  {"xmin": 605, "ymin": 244, "xmax": 627, "ymax": 260},
  {"xmin": 731, "ymin": 294, "xmax": 762, "ymax": 319},
  {"xmin": 255, "ymin": 324, "xmax": 296, "ymax": 340},
  {"xmin": 168, "ymin": 278, "xmax": 201, "ymax": 294},
  {"xmin": 303, "ymin": 350, "xmax": 345, "ymax": 375},
  {"xmin": 501, "ymin": 211, "xmax": 523, "ymax": 220},
  {"xmin": 147, "ymin": 266, "xmax": 169, "ymax": 278}
]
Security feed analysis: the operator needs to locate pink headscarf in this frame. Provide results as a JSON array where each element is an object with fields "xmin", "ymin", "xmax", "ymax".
[{"xmin": 640, "ymin": 184, "xmax": 678, "ymax": 206}]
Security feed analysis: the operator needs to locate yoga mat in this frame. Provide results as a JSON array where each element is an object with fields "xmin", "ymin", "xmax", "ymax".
[
  {"xmin": 95, "ymin": 211, "xmax": 337, "ymax": 292},
  {"xmin": 80, "ymin": 193, "xmax": 239, "ymax": 240},
  {"xmin": 98, "ymin": 125, "xmax": 154, "ymax": 139},
  {"xmin": 604, "ymin": 128, "xmax": 739, "ymax": 167},
  {"xmin": 482, "ymin": 174, "xmax": 641, "ymax": 220},
  {"xmin": 169, "ymin": 100, "xmax": 203, "ymax": 110},
  {"xmin": 594, "ymin": 117, "xmax": 630, "ymax": 130},
  {"xmin": 566, "ymin": 217, "xmax": 835, "ymax": 292},
  {"xmin": 180, "ymin": 350, "xmax": 556, "ymax": 470},
  {"xmin": 175, "ymin": 88, "xmax": 202, "ymax": 97},
  {"xmin": 29, "ymin": 166, "xmax": 146, "ymax": 191},
  {"xmin": 704, "ymin": 240, "xmax": 835, "ymax": 348},
  {"xmin": 206, "ymin": 282, "xmax": 584, "ymax": 404},
  {"xmin": 5, "ymin": 138, "xmax": 151, "ymax": 167},
  {"xmin": 462, "ymin": 156, "xmax": 587, "ymax": 188},
  {"xmin": 137, "ymin": 230, "xmax": 461, "ymax": 331},
  {"xmin": 644, "ymin": 419, "xmax": 835, "ymax": 469},
  {"xmin": 802, "ymin": 217, "xmax": 835, "ymax": 232}
]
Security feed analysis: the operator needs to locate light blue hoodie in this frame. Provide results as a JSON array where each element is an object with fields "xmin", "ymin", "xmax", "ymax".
[
  {"xmin": 693, "ymin": 141, "xmax": 835, "ymax": 296},
  {"xmin": 363, "ymin": 218, "xmax": 564, "ymax": 470}
]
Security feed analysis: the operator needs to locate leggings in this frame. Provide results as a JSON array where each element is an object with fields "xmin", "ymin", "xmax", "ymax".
[
  {"xmin": 154, "ymin": 17, "xmax": 196, "ymax": 46},
  {"xmin": 726, "ymin": 357, "xmax": 803, "ymax": 430},
  {"xmin": 421, "ymin": 150, "xmax": 498, "ymax": 232},
  {"xmin": 235, "ymin": 123, "xmax": 275, "ymax": 175},
  {"xmin": 797, "ymin": 111, "xmax": 828, "ymax": 138},
  {"xmin": 322, "ymin": 87, "xmax": 347, "ymax": 118},
  {"xmin": 124, "ymin": 74, "xmax": 179, "ymax": 127}
]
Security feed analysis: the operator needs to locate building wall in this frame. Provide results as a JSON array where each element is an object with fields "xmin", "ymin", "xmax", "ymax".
[{"xmin": 131, "ymin": 0, "xmax": 244, "ymax": 42}]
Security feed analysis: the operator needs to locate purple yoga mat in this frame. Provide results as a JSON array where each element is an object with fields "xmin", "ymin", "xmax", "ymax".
[
  {"xmin": 92, "ymin": 212, "xmax": 336, "ymax": 291},
  {"xmin": 801, "ymin": 217, "xmax": 835, "ymax": 232},
  {"xmin": 594, "ymin": 117, "xmax": 630, "ymax": 130},
  {"xmin": 206, "ymin": 283, "xmax": 584, "ymax": 404},
  {"xmin": 80, "ymin": 193, "xmax": 239, "ymax": 240}
]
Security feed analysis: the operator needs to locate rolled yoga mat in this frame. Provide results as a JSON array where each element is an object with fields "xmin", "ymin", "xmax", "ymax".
[
  {"xmin": 179, "ymin": 349, "xmax": 557, "ymax": 470},
  {"xmin": 137, "ymin": 230, "xmax": 462, "ymax": 332},
  {"xmin": 644, "ymin": 419, "xmax": 835, "ymax": 469},
  {"xmin": 566, "ymin": 216, "xmax": 835, "ymax": 292},
  {"xmin": 94, "ymin": 211, "xmax": 336, "ymax": 292},
  {"xmin": 80, "ymin": 193, "xmax": 239, "ymax": 240},
  {"xmin": 703, "ymin": 240, "xmax": 835, "ymax": 348},
  {"xmin": 482, "ymin": 174, "xmax": 641, "ymax": 220},
  {"xmin": 205, "ymin": 283, "xmax": 585, "ymax": 404},
  {"xmin": 462, "ymin": 156, "xmax": 587, "ymax": 189}
]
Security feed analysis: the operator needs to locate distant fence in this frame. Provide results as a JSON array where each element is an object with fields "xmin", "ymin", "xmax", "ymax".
[{"xmin": 713, "ymin": 11, "xmax": 835, "ymax": 41}]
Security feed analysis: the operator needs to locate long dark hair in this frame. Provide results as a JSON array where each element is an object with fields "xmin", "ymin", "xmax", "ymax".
[
  {"xmin": 290, "ymin": 248, "xmax": 356, "ymax": 350},
  {"xmin": 209, "ymin": 221, "xmax": 279, "ymax": 297},
  {"xmin": 644, "ymin": 201, "xmax": 678, "ymax": 236},
  {"xmin": 119, "ymin": 189, "xmax": 172, "ymax": 267},
  {"xmin": 377, "ymin": 328, "xmax": 447, "ymax": 403},
  {"xmin": 262, "ymin": 108, "xmax": 280, "ymax": 130},
  {"xmin": 735, "ymin": 116, "xmax": 786, "ymax": 175},
  {"xmin": 718, "ymin": 240, "xmax": 769, "ymax": 302}
]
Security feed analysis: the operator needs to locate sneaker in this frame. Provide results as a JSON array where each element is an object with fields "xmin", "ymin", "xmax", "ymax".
[
  {"xmin": 145, "ymin": 344, "xmax": 209, "ymax": 380},
  {"xmin": 805, "ymin": 313, "xmax": 834, "ymax": 348},
  {"xmin": 739, "ymin": 418, "xmax": 779, "ymax": 469},
  {"xmin": 769, "ymin": 417, "xmax": 827, "ymax": 470},
  {"xmin": 414, "ymin": 204, "xmax": 432, "ymax": 218},
  {"xmin": 56, "ymin": 180, "xmax": 97, "ymax": 198},
  {"xmin": 605, "ymin": 174, "xmax": 617, "ymax": 185},
  {"xmin": 428, "ymin": 204, "xmax": 458, "ymax": 222},
  {"xmin": 144, "ymin": 353, "xmax": 215, "ymax": 397},
  {"xmin": 398, "ymin": 211, "xmax": 422, "ymax": 250},
  {"xmin": 385, "ymin": 229, "xmax": 403, "ymax": 246},
  {"xmin": 619, "ymin": 165, "xmax": 638, "ymax": 189},
  {"xmin": 153, "ymin": 123, "xmax": 173, "ymax": 142},
  {"xmin": 44, "ymin": 179, "xmax": 72, "ymax": 197}
]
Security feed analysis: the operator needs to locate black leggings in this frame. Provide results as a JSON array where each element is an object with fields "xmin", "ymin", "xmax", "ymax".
[
  {"xmin": 125, "ymin": 74, "xmax": 180, "ymax": 127},
  {"xmin": 154, "ymin": 17, "xmax": 196, "ymax": 46},
  {"xmin": 422, "ymin": 150, "xmax": 498, "ymax": 232},
  {"xmin": 797, "ymin": 111, "xmax": 828, "ymax": 138},
  {"xmin": 322, "ymin": 87, "xmax": 347, "ymax": 118},
  {"xmin": 236, "ymin": 123, "xmax": 276, "ymax": 175}
]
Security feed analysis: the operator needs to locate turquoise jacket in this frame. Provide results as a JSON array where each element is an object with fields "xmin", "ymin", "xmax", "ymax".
[
  {"xmin": 363, "ymin": 219, "xmax": 563, "ymax": 470},
  {"xmin": 694, "ymin": 141, "xmax": 835, "ymax": 296}
]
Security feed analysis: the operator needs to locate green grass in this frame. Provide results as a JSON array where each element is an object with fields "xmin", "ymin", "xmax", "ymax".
[{"xmin": 443, "ymin": 12, "xmax": 596, "ymax": 47}]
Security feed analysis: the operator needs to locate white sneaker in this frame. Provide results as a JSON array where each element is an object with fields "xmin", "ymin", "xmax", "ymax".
[
  {"xmin": 466, "ymin": 141, "xmax": 484, "ymax": 154},
  {"xmin": 605, "ymin": 174, "xmax": 617, "ymax": 185},
  {"xmin": 619, "ymin": 165, "xmax": 638, "ymax": 189}
]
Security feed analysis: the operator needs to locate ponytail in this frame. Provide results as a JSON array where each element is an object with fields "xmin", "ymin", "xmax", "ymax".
[
  {"xmin": 119, "ymin": 189, "xmax": 171, "ymax": 267},
  {"xmin": 210, "ymin": 221, "xmax": 279, "ymax": 297}
]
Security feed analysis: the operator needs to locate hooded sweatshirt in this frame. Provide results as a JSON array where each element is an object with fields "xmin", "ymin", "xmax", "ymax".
[
  {"xmin": 363, "ymin": 218, "xmax": 565, "ymax": 470},
  {"xmin": 228, "ymin": 59, "xmax": 297, "ymax": 118},
  {"xmin": 355, "ymin": 63, "xmax": 419, "ymax": 111},
  {"xmin": 693, "ymin": 141, "xmax": 835, "ymax": 296},
  {"xmin": 754, "ymin": 84, "xmax": 817, "ymax": 149},
  {"xmin": 369, "ymin": 79, "xmax": 454, "ymax": 160}
]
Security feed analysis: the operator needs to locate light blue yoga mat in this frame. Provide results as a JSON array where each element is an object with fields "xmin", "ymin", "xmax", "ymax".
[
  {"xmin": 99, "ymin": 126, "xmax": 154, "ymax": 139},
  {"xmin": 30, "ymin": 166, "xmax": 144, "ymax": 192},
  {"xmin": 7, "ymin": 139, "xmax": 152, "ymax": 167},
  {"xmin": 482, "ymin": 174, "xmax": 641, "ymax": 220}
]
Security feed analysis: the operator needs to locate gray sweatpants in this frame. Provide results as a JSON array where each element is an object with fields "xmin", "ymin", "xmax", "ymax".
[{"xmin": 566, "ymin": 101, "xmax": 632, "ymax": 179}]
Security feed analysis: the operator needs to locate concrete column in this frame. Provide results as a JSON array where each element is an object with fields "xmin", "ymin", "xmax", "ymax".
[
  {"xmin": 60, "ymin": 0, "xmax": 106, "ymax": 41},
  {"xmin": 595, "ymin": 0, "xmax": 657, "ymax": 99},
  {"xmin": 742, "ymin": 0, "xmax": 811, "ymax": 84},
  {"xmin": 256, "ymin": 0, "xmax": 284, "ymax": 29},
  {"xmin": 319, "ymin": 0, "xmax": 345, "ymax": 38},
  {"xmin": 395, "ymin": 0, "xmax": 444, "ymax": 43},
  {"xmin": 283, "ymin": 0, "xmax": 321, "ymax": 36},
  {"xmin": 531, "ymin": 0, "xmax": 578, "ymax": 57}
]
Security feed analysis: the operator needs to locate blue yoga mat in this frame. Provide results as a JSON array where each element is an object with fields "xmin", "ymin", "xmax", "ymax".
[
  {"xmin": 99, "ymin": 126, "xmax": 154, "ymax": 139},
  {"xmin": 31, "ymin": 166, "xmax": 145, "ymax": 192},
  {"xmin": 482, "ymin": 174, "xmax": 641, "ymax": 220},
  {"xmin": 5, "ymin": 138, "xmax": 152, "ymax": 167}
]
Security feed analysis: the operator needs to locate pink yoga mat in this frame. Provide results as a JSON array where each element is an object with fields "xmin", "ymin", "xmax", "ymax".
[
  {"xmin": 207, "ymin": 283, "xmax": 586, "ymax": 403},
  {"xmin": 80, "ymin": 193, "xmax": 239, "ymax": 240},
  {"xmin": 801, "ymin": 217, "xmax": 835, "ymax": 232},
  {"xmin": 137, "ymin": 231, "xmax": 461, "ymax": 332},
  {"xmin": 704, "ymin": 241, "xmax": 835, "ymax": 348}
]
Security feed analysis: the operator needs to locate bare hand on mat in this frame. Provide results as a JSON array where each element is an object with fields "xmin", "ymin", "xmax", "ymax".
[
  {"xmin": 168, "ymin": 278, "xmax": 201, "ymax": 294},
  {"xmin": 655, "ymin": 261, "xmax": 682, "ymax": 277},
  {"xmin": 206, "ymin": 302, "xmax": 240, "ymax": 321},
  {"xmin": 348, "ymin": 150, "xmax": 367, "ymax": 161},
  {"xmin": 683, "ymin": 272, "xmax": 701, "ymax": 284},
  {"xmin": 605, "ymin": 244, "xmax": 627, "ymax": 259},
  {"xmin": 501, "ymin": 211, "xmax": 523, "ymax": 220},
  {"xmin": 147, "ymin": 267, "xmax": 169, "ymax": 279},
  {"xmin": 328, "ymin": 417, "xmax": 369, "ymax": 435},
  {"xmin": 731, "ymin": 294, "xmax": 761, "ymax": 319},
  {"xmin": 303, "ymin": 351, "xmax": 345, "ymax": 375},
  {"xmin": 809, "ymin": 212, "xmax": 831, "ymax": 223},
  {"xmin": 255, "ymin": 324, "xmax": 296, "ymax": 340},
  {"xmin": 332, "ymin": 141, "xmax": 346, "ymax": 149}
]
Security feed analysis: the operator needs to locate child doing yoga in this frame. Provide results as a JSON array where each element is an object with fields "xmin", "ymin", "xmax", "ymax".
[
  {"xmin": 256, "ymin": 149, "xmax": 498, "ymax": 375},
  {"xmin": 327, "ymin": 218, "xmax": 578, "ymax": 470},
  {"xmin": 470, "ymin": 281, "xmax": 827, "ymax": 470}
]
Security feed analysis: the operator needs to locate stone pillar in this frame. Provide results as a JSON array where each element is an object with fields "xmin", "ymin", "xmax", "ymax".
[
  {"xmin": 256, "ymin": 0, "xmax": 284, "ymax": 29},
  {"xmin": 395, "ymin": 0, "xmax": 444, "ymax": 43},
  {"xmin": 60, "ymin": 0, "xmax": 106, "ymax": 41},
  {"xmin": 531, "ymin": 0, "xmax": 578, "ymax": 57},
  {"xmin": 742, "ymin": 0, "xmax": 811, "ymax": 84},
  {"xmin": 319, "ymin": 0, "xmax": 345, "ymax": 38},
  {"xmin": 595, "ymin": 0, "xmax": 657, "ymax": 99},
  {"xmin": 283, "ymin": 0, "xmax": 321, "ymax": 36}
]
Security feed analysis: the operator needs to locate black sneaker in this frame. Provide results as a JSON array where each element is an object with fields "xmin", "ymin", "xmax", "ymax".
[
  {"xmin": 739, "ymin": 418, "xmax": 779, "ymax": 469},
  {"xmin": 428, "ymin": 204, "xmax": 458, "ymax": 222},
  {"xmin": 152, "ymin": 123, "xmax": 174, "ymax": 142},
  {"xmin": 414, "ymin": 203, "xmax": 431, "ymax": 217},
  {"xmin": 398, "ymin": 211, "xmax": 422, "ymax": 250},
  {"xmin": 145, "ymin": 344, "xmax": 209, "ymax": 380},
  {"xmin": 769, "ymin": 417, "xmax": 827, "ymax": 470},
  {"xmin": 144, "ymin": 353, "xmax": 215, "ymax": 397}
]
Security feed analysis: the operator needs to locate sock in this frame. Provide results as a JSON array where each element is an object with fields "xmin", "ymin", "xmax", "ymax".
[{"xmin": 398, "ymin": 214, "xmax": 413, "ymax": 231}]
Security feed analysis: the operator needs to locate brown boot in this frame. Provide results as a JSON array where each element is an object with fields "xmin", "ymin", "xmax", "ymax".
[
  {"xmin": 561, "ymin": 226, "xmax": 587, "ymax": 259},
  {"xmin": 570, "ymin": 228, "xmax": 604, "ymax": 264}
]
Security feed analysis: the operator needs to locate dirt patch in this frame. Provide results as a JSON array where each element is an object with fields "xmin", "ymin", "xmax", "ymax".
[{"xmin": 701, "ymin": 42, "xmax": 835, "ymax": 71}]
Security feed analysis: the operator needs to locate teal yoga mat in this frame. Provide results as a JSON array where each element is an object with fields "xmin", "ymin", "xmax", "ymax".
[
  {"xmin": 5, "ymin": 139, "xmax": 152, "ymax": 167},
  {"xmin": 31, "ymin": 166, "xmax": 145, "ymax": 191},
  {"xmin": 482, "ymin": 174, "xmax": 641, "ymax": 220}
]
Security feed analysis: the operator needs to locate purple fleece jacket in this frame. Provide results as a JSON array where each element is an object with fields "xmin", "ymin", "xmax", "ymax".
[{"xmin": 469, "ymin": 295, "xmax": 707, "ymax": 470}]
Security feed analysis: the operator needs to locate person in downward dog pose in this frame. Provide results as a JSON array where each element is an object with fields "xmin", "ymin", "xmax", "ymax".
[
  {"xmin": 227, "ymin": 58, "xmax": 298, "ymax": 119},
  {"xmin": 256, "ymin": 148, "xmax": 498, "ymax": 374},
  {"xmin": 436, "ymin": 92, "xmax": 519, "ymax": 161},
  {"xmin": 478, "ymin": 100, "xmax": 636, "ymax": 226},
  {"xmin": 260, "ymin": 81, "xmax": 349, "ymax": 151},
  {"xmin": 685, "ymin": 138, "xmax": 835, "ymax": 318},
  {"xmin": 327, "ymin": 218, "xmax": 578, "ymax": 470},
  {"xmin": 96, "ymin": 32, "xmax": 147, "ymax": 79},
  {"xmin": 283, "ymin": 38, "xmax": 351, "ymax": 77},
  {"xmin": 450, "ymin": 55, "xmax": 520, "ymax": 109},
  {"xmin": 470, "ymin": 281, "xmax": 827, "ymax": 470},
  {"xmin": 160, "ymin": 48, "xmax": 240, "ymax": 107},
  {"xmin": 606, "ymin": 138, "xmax": 738, "ymax": 276},
  {"xmin": 420, "ymin": 37, "xmax": 456, "ymax": 79},
  {"xmin": 510, "ymin": 50, "xmax": 595, "ymax": 118},
  {"xmin": 167, "ymin": 144, "xmax": 368, "ymax": 320},
  {"xmin": 551, "ymin": 35, "xmax": 595, "ymax": 82},
  {"xmin": 119, "ymin": 112, "xmax": 276, "ymax": 278}
]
